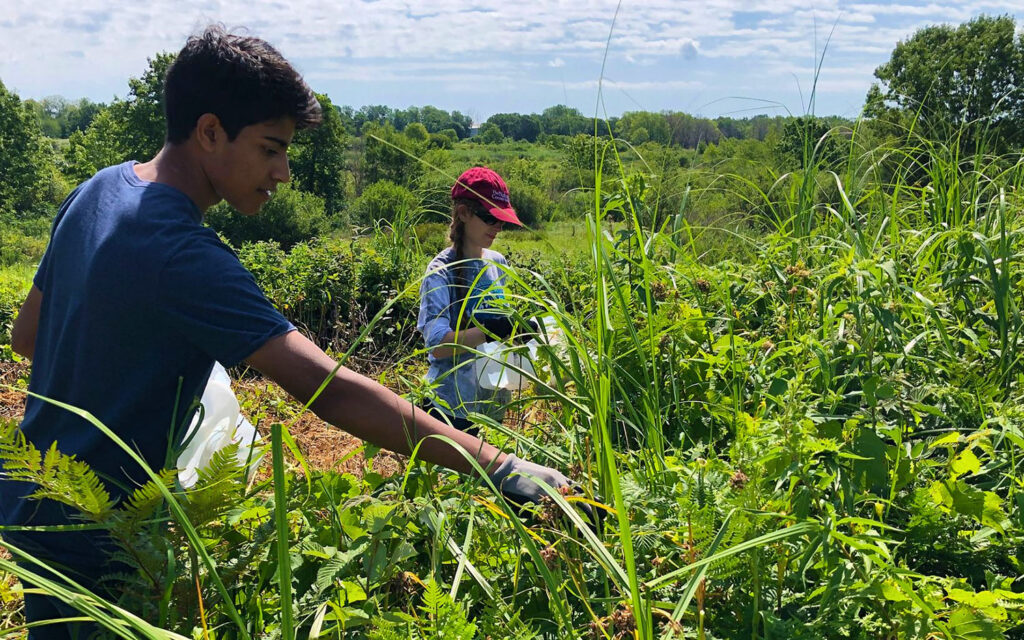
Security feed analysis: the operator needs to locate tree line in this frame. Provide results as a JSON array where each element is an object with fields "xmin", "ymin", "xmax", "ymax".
[{"xmin": 2, "ymin": 14, "xmax": 1022, "ymax": 227}]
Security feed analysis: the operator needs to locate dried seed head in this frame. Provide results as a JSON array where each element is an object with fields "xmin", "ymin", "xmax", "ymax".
[
  {"xmin": 611, "ymin": 607, "xmax": 636, "ymax": 634},
  {"xmin": 788, "ymin": 286, "xmax": 799, "ymax": 296},
  {"xmin": 694, "ymin": 278, "xmax": 711, "ymax": 293},
  {"xmin": 730, "ymin": 470, "xmax": 749, "ymax": 489},
  {"xmin": 537, "ymin": 495, "xmax": 559, "ymax": 525},
  {"xmin": 539, "ymin": 545, "xmax": 558, "ymax": 568},
  {"xmin": 761, "ymin": 339, "xmax": 775, "ymax": 353},
  {"xmin": 649, "ymin": 280, "xmax": 670, "ymax": 301}
]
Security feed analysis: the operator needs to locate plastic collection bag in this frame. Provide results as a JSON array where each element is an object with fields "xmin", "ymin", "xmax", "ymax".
[
  {"xmin": 477, "ymin": 316, "xmax": 562, "ymax": 391},
  {"xmin": 176, "ymin": 362, "xmax": 262, "ymax": 489}
]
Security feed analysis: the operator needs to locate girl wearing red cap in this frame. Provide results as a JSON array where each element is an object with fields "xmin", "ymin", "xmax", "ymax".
[{"xmin": 416, "ymin": 167, "xmax": 528, "ymax": 435}]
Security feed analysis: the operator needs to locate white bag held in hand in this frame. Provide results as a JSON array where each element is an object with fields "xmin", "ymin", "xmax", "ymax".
[
  {"xmin": 477, "ymin": 316, "xmax": 562, "ymax": 391},
  {"xmin": 477, "ymin": 341, "xmax": 535, "ymax": 391},
  {"xmin": 176, "ymin": 363, "xmax": 262, "ymax": 489}
]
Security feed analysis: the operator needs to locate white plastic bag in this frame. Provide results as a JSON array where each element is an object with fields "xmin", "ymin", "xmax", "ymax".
[
  {"xmin": 477, "ymin": 316, "xmax": 562, "ymax": 391},
  {"xmin": 176, "ymin": 362, "xmax": 262, "ymax": 489}
]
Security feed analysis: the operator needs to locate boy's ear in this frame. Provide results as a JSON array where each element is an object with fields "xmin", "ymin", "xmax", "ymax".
[{"xmin": 194, "ymin": 113, "xmax": 224, "ymax": 151}]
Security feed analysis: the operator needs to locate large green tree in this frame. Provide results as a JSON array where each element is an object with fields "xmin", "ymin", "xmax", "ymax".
[
  {"xmin": 866, "ymin": 14, "xmax": 1024, "ymax": 149},
  {"xmin": 359, "ymin": 123, "xmax": 425, "ymax": 189},
  {"xmin": 63, "ymin": 53, "xmax": 174, "ymax": 182},
  {"xmin": 0, "ymin": 79, "xmax": 64, "ymax": 217},
  {"xmin": 486, "ymin": 113, "xmax": 541, "ymax": 142},
  {"xmin": 291, "ymin": 94, "xmax": 349, "ymax": 215},
  {"xmin": 539, "ymin": 105, "xmax": 589, "ymax": 136}
]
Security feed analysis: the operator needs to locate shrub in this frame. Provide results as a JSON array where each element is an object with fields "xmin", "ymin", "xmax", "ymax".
[
  {"xmin": 350, "ymin": 180, "xmax": 418, "ymax": 227},
  {"xmin": 505, "ymin": 177, "xmax": 551, "ymax": 227},
  {"xmin": 205, "ymin": 184, "xmax": 328, "ymax": 250},
  {"xmin": 403, "ymin": 122, "xmax": 429, "ymax": 142},
  {"xmin": 0, "ymin": 226, "xmax": 48, "ymax": 268},
  {"xmin": 413, "ymin": 222, "xmax": 450, "ymax": 256}
]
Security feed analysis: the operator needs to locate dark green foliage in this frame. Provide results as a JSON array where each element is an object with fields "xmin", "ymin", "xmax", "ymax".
[
  {"xmin": 867, "ymin": 14, "xmax": 1024, "ymax": 151},
  {"xmin": 486, "ymin": 112, "xmax": 541, "ymax": 142},
  {"xmin": 538, "ymin": 104, "xmax": 589, "ymax": 136},
  {"xmin": 350, "ymin": 180, "xmax": 419, "ymax": 227},
  {"xmin": 205, "ymin": 183, "xmax": 329, "ymax": 249},
  {"xmin": 475, "ymin": 122, "xmax": 504, "ymax": 144},
  {"xmin": 505, "ymin": 177, "xmax": 551, "ymax": 227},
  {"xmin": 777, "ymin": 115, "xmax": 849, "ymax": 171},
  {"xmin": 617, "ymin": 111, "xmax": 672, "ymax": 146},
  {"xmin": 0, "ymin": 79, "xmax": 65, "ymax": 217},
  {"xmin": 359, "ymin": 123, "xmax": 426, "ymax": 189},
  {"xmin": 25, "ymin": 96, "xmax": 105, "ymax": 138},
  {"xmin": 291, "ymin": 93, "xmax": 350, "ymax": 216},
  {"xmin": 62, "ymin": 53, "xmax": 174, "ymax": 182}
]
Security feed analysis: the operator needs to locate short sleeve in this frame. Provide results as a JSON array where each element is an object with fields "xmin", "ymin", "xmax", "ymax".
[
  {"xmin": 33, "ymin": 185, "xmax": 82, "ymax": 291},
  {"xmin": 418, "ymin": 270, "xmax": 456, "ymax": 349},
  {"xmin": 154, "ymin": 233, "xmax": 294, "ymax": 366}
]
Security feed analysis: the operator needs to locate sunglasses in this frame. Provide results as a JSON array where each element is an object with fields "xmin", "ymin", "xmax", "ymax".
[{"xmin": 472, "ymin": 205, "xmax": 503, "ymax": 226}]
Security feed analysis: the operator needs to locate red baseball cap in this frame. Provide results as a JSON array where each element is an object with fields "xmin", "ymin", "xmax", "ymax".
[{"xmin": 450, "ymin": 166, "xmax": 523, "ymax": 227}]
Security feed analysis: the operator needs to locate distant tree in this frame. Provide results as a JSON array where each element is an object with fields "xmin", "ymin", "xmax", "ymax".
[
  {"xmin": 63, "ymin": 53, "xmax": 174, "ymax": 182},
  {"xmin": 115, "ymin": 52, "xmax": 174, "ymax": 160},
  {"xmin": 448, "ymin": 110, "xmax": 473, "ymax": 139},
  {"xmin": 476, "ymin": 122, "xmax": 504, "ymax": 144},
  {"xmin": 867, "ymin": 14, "xmax": 1024, "ymax": 150},
  {"xmin": 539, "ymin": 105, "xmax": 589, "ymax": 136},
  {"xmin": 777, "ymin": 116, "xmax": 847, "ymax": 170},
  {"xmin": 291, "ymin": 93, "xmax": 349, "ymax": 215},
  {"xmin": 403, "ymin": 121, "xmax": 429, "ymax": 142},
  {"xmin": 486, "ymin": 113, "xmax": 542, "ymax": 142},
  {"xmin": 360, "ymin": 123, "xmax": 425, "ymax": 189},
  {"xmin": 26, "ymin": 96, "xmax": 105, "ymax": 138},
  {"xmin": 618, "ymin": 111, "xmax": 671, "ymax": 145},
  {"xmin": 0, "ymin": 79, "xmax": 65, "ymax": 217},
  {"xmin": 664, "ymin": 112, "xmax": 722, "ymax": 148},
  {"xmin": 392, "ymin": 106, "xmax": 420, "ymax": 131},
  {"xmin": 355, "ymin": 105, "xmax": 394, "ymax": 131}
]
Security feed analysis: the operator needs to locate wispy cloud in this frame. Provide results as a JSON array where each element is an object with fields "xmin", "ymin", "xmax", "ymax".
[{"xmin": 1, "ymin": 0, "xmax": 1021, "ymax": 118}]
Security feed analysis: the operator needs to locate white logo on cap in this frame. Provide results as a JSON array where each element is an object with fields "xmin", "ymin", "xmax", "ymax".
[{"xmin": 492, "ymin": 190, "xmax": 510, "ymax": 204}]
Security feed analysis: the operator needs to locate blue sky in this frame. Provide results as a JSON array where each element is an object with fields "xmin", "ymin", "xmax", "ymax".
[{"xmin": 2, "ymin": 0, "xmax": 1022, "ymax": 122}]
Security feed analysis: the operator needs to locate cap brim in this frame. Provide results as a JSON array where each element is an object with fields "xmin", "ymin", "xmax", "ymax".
[{"xmin": 486, "ymin": 204, "xmax": 523, "ymax": 226}]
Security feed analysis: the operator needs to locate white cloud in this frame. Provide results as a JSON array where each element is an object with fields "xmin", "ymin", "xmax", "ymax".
[{"xmin": 1, "ymin": 0, "xmax": 1021, "ymax": 116}]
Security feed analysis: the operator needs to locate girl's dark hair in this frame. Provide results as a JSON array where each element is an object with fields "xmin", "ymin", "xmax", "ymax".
[{"xmin": 164, "ymin": 25, "xmax": 322, "ymax": 144}]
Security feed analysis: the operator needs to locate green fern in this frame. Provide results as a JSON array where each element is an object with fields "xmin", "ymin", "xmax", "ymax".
[
  {"xmin": 417, "ymin": 578, "xmax": 476, "ymax": 640},
  {"xmin": 181, "ymin": 442, "xmax": 248, "ymax": 527},
  {"xmin": 0, "ymin": 419, "xmax": 116, "ymax": 518}
]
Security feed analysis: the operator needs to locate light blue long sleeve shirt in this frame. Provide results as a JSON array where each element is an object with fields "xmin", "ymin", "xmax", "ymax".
[{"xmin": 417, "ymin": 247, "xmax": 512, "ymax": 420}]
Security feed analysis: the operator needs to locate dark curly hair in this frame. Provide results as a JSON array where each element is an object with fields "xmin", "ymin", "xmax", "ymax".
[{"xmin": 164, "ymin": 24, "xmax": 322, "ymax": 144}]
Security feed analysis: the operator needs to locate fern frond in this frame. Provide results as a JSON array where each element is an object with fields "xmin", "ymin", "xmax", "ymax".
[{"xmin": 182, "ymin": 443, "xmax": 247, "ymax": 526}]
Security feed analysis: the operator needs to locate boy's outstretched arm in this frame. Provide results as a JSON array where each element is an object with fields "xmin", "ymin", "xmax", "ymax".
[{"xmin": 245, "ymin": 330, "xmax": 508, "ymax": 476}]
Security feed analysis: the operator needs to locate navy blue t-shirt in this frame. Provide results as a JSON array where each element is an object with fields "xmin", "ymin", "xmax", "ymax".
[{"xmin": 0, "ymin": 163, "xmax": 293, "ymax": 563}]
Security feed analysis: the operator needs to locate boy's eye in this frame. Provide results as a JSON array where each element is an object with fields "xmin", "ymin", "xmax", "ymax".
[{"xmin": 265, "ymin": 147, "xmax": 278, "ymax": 157}]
